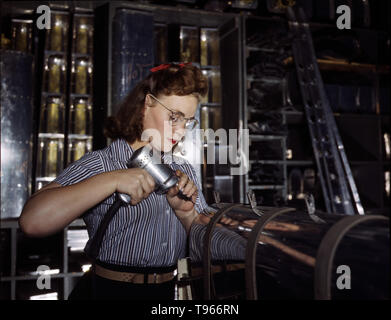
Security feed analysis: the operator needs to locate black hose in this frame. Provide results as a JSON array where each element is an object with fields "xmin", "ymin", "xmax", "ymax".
[{"xmin": 87, "ymin": 197, "xmax": 124, "ymax": 261}]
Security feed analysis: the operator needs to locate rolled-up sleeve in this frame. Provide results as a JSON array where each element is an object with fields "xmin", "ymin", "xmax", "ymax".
[{"xmin": 54, "ymin": 152, "xmax": 104, "ymax": 186}]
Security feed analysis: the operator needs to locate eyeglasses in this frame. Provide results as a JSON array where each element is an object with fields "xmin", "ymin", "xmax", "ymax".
[{"xmin": 147, "ymin": 93, "xmax": 198, "ymax": 130}]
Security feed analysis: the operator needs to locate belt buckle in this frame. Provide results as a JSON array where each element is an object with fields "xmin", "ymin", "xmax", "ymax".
[{"xmin": 153, "ymin": 273, "xmax": 157, "ymax": 284}]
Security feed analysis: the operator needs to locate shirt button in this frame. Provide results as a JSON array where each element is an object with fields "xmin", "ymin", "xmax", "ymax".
[
  {"xmin": 166, "ymin": 209, "xmax": 170, "ymax": 215},
  {"xmin": 162, "ymin": 242, "xmax": 167, "ymax": 247}
]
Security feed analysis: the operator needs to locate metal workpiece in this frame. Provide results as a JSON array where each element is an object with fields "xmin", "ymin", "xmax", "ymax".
[{"xmin": 187, "ymin": 202, "xmax": 389, "ymax": 300}]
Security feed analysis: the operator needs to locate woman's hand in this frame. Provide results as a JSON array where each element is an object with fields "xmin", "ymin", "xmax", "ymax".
[
  {"xmin": 166, "ymin": 170, "xmax": 198, "ymax": 213},
  {"xmin": 166, "ymin": 170, "xmax": 199, "ymax": 234},
  {"xmin": 115, "ymin": 168, "xmax": 156, "ymax": 205}
]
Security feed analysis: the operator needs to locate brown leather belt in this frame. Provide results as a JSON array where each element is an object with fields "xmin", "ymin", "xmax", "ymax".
[{"xmin": 94, "ymin": 264, "xmax": 176, "ymax": 284}]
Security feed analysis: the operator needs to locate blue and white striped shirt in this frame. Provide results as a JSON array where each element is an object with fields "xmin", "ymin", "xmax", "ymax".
[{"xmin": 55, "ymin": 138, "xmax": 210, "ymax": 267}]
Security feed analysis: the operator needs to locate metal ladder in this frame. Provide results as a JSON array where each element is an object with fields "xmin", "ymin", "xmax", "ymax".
[{"xmin": 286, "ymin": 7, "xmax": 364, "ymax": 215}]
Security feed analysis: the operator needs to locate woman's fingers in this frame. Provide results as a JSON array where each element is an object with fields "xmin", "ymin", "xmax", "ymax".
[
  {"xmin": 131, "ymin": 185, "xmax": 144, "ymax": 205},
  {"xmin": 167, "ymin": 184, "xmax": 179, "ymax": 197},
  {"xmin": 182, "ymin": 180, "xmax": 196, "ymax": 197},
  {"xmin": 140, "ymin": 172, "xmax": 155, "ymax": 195},
  {"xmin": 144, "ymin": 171, "xmax": 156, "ymax": 191},
  {"xmin": 118, "ymin": 168, "xmax": 156, "ymax": 205},
  {"xmin": 175, "ymin": 170, "xmax": 198, "ymax": 201},
  {"xmin": 176, "ymin": 169, "xmax": 189, "ymax": 192}
]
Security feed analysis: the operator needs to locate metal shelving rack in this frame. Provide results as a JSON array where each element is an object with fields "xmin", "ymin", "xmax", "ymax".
[
  {"xmin": 282, "ymin": 60, "xmax": 390, "ymax": 213},
  {"xmin": 242, "ymin": 15, "xmax": 289, "ymax": 206},
  {"xmin": 246, "ymin": 134, "xmax": 287, "ymax": 196},
  {"xmin": 220, "ymin": 11, "xmax": 390, "ymax": 211},
  {"xmin": 36, "ymin": 8, "xmax": 94, "ymax": 191},
  {"xmin": 0, "ymin": 3, "xmax": 94, "ymax": 300},
  {"xmin": 0, "ymin": 219, "xmax": 87, "ymax": 300}
]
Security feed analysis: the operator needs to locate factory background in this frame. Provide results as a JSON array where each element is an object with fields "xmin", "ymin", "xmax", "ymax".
[{"xmin": 0, "ymin": 0, "xmax": 390, "ymax": 300}]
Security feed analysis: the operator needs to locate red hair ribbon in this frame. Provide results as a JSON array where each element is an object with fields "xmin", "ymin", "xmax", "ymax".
[{"xmin": 150, "ymin": 62, "xmax": 192, "ymax": 73}]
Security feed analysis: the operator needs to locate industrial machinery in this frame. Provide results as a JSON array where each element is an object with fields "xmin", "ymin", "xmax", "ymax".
[{"xmin": 180, "ymin": 195, "xmax": 389, "ymax": 300}]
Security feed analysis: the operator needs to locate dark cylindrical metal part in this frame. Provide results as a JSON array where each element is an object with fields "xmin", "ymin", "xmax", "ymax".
[
  {"xmin": 314, "ymin": 215, "xmax": 389, "ymax": 300},
  {"xmin": 197, "ymin": 203, "xmax": 389, "ymax": 300}
]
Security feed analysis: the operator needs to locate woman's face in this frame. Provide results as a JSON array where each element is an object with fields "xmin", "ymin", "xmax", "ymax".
[{"xmin": 143, "ymin": 94, "xmax": 198, "ymax": 152}]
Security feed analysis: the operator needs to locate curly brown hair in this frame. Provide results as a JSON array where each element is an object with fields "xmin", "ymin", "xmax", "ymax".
[{"xmin": 104, "ymin": 63, "xmax": 208, "ymax": 143}]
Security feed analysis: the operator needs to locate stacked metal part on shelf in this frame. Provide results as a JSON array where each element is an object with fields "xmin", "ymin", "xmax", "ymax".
[
  {"xmin": 68, "ymin": 12, "xmax": 94, "ymax": 167},
  {"xmin": 37, "ymin": 11, "xmax": 68, "ymax": 189},
  {"xmin": 245, "ymin": 19, "xmax": 292, "ymax": 207},
  {"xmin": 36, "ymin": 10, "xmax": 94, "ymax": 191}
]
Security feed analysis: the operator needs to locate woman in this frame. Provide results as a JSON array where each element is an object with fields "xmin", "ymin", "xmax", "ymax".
[{"xmin": 19, "ymin": 63, "xmax": 211, "ymax": 300}]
